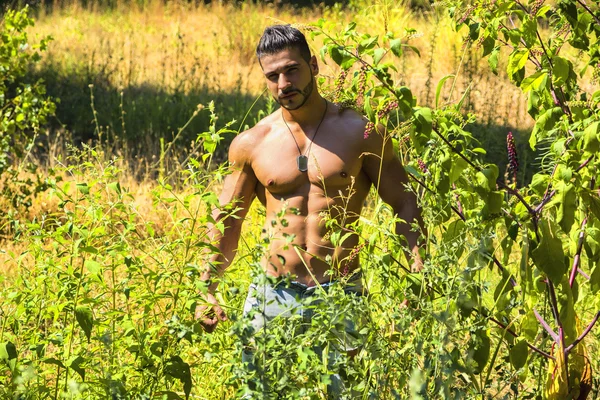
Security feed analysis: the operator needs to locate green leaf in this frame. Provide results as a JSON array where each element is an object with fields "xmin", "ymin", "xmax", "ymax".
[
  {"xmin": 590, "ymin": 261, "xmax": 600, "ymax": 293},
  {"xmin": 530, "ymin": 107, "xmax": 563, "ymax": 150},
  {"xmin": 449, "ymin": 156, "xmax": 468, "ymax": 183},
  {"xmin": 520, "ymin": 71, "xmax": 548, "ymax": 93},
  {"xmin": 509, "ymin": 339, "xmax": 529, "ymax": 369},
  {"xmin": 84, "ymin": 259, "xmax": 101, "ymax": 275},
  {"xmin": 556, "ymin": 182, "xmax": 576, "ymax": 233},
  {"xmin": 472, "ymin": 329, "xmax": 490, "ymax": 374},
  {"xmin": 531, "ymin": 218, "xmax": 567, "ymax": 284},
  {"xmin": 520, "ymin": 310, "xmax": 538, "ymax": 341},
  {"xmin": 487, "ymin": 191, "xmax": 504, "ymax": 214},
  {"xmin": 76, "ymin": 182, "xmax": 90, "ymax": 194},
  {"xmin": 435, "ymin": 74, "xmax": 455, "ymax": 109},
  {"xmin": 75, "ymin": 307, "xmax": 93, "ymax": 343},
  {"xmin": 488, "ymin": 48, "xmax": 499, "ymax": 75},
  {"xmin": 520, "ymin": 229, "xmax": 532, "ymax": 297},
  {"xmin": 507, "ymin": 49, "xmax": 529, "ymax": 84},
  {"xmin": 482, "ymin": 36, "xmax": 495, "ymax": 57},
  {"xmin": 358, "ymin": 35, "xmax": 378, "ymax": 52},
  {"xmin": 582, "ymin": 190, "xmax": 600, "ymax": 221},
  {"xmin": 390, "ymin": 38, "xmax": 402, "ymax": 57},
  {"xmin": 165, "ymin": 356, "xmax": 192, "ymax": 399},
  {"xmin": 443, "ymin": 219, "xmax": 466, "ymax": 243},
  {"xmin": 0, "ymin": 342, "xmax": 17, "ymax": 371},
  {"xmin": 583, "ymin": 121, "xmax": 599, "ymax": 153},
  {"xmin": 330, "ymin": 46, "xmax": 349, "ymax": 67},
  {"xmin": 476, "ymin": 165, "xmax": 499, "ymax": 193},
  {"xmin": 43, "ymin": 358, "xmax": 65, "ymax": 368},
  {"xmin": 67, "ymin": 355, "xmax": 85, "ymax": 380},
  {"xmin": 373, "ymin": 48, "xmax": 386, "ymax": 66},
  {"xmin": 552, "ymin": 56, "xmax": 571, "ymax": 86},
  {"xmin": 521, "ymin": 17, "xmax": 537, "ymax": 48},
  {"xmin": 530, "ymin": 173, "xmax": 549, "ymax": 196}
]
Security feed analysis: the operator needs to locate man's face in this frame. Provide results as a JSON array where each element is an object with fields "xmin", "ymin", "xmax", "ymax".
[{"xmin": 260, "ymin": 47, "xmax": 317, "ymax": 111}]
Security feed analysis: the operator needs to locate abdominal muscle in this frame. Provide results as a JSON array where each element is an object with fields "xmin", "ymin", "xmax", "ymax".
[{"xmin": 260, "ymin": 191, "xmax": 363, "ymax": 286}]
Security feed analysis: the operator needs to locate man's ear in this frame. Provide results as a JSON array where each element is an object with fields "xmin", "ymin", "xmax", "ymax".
[{"xmin": 309, "ymin": 55, "xmax": 319, "ymax": 76}]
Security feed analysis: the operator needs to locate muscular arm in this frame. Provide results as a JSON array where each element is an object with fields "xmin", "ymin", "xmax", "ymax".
[
  {"xmin": 201, "ymin": 132, "xmax": 258, "ymax": 291},
  {"xmin": 362, "ymin": 125, "xmax": 426, "ymax": 270}
]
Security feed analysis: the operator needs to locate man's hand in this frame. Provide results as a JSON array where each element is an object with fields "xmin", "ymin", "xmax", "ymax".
[
  {"xmin": 410, "ymin": 245, "xmax": 424, "ymax": 273},
  {"xmin": 195, "ymin": 292, "xmax": 227, "ymax": 333}
]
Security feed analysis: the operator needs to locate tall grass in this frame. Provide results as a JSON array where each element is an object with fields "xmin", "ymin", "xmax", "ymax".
[{"xmin": 26, "ymin": 0, "xmax": 532, "ymax": 163}]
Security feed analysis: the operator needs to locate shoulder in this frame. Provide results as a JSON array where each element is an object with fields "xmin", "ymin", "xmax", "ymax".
[
  {"xmin": 330, "ymin": 103, "xmax": 368, "ymax": 132},
  {"xmin": 329, "ymin": 103, "xmax": 385, "ymax": 151},
  {"xmin": 228, "ymin": 114, "xmax": 275, "ymax": 167}
]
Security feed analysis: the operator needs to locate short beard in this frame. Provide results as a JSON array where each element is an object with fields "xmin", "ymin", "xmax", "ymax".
[{"xmin": 278, "ymin": 74, "xmax": 314, "ymax": 111}]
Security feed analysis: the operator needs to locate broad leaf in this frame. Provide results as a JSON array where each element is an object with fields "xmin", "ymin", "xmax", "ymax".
[
  {"xmin": 75, "ymin": 307, "xmax": 93, "ymax": 343},
  {"xmin": 531, "ymin": 218, "xmax": 567, "ymax": 284},
  {"xmin": 509, "ymin": 339, "xmax": 529, "ymax": 369}
]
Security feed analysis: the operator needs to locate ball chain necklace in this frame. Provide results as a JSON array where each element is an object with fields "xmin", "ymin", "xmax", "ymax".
[{"xmin": 282, "ymin": 99, "xmax": 328, "ymax": 172}]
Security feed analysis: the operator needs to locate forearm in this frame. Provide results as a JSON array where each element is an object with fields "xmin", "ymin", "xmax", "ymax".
[{"xmin": 200, "ymin": 218, "xmax": 243, "ymax": 292}]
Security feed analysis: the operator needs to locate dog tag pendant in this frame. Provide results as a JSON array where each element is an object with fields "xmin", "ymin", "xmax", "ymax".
[{"xmin": 297, "ymin": 155, "xmax": 308, "ymax": 172}]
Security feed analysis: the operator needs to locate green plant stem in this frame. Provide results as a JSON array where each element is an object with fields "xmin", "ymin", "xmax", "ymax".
[{"xmin": 484, "ymin": 322, "xmax": 510, "ymax": 391}]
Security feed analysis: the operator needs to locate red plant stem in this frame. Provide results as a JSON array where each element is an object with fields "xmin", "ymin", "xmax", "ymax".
[
  {"xmin": 578, "ymin": 269, "xmax": 590, "ymax": 280},
  {"xmin": 569, "ymin": 217, "xmax": 588, "ymax": 287},
  {"xmin": 533, "ymin": 308, "xmax": 559, "ymax": 343},
  {"xmin": 565, "ymin": 311, "xmax": 600, "ymax": 353},
  {"xmin": 488, "ymin": 315, "xmax": 555, "ymax": 360},
  {"xmin": 575, "ymin": 0, "xmax": 600, "ymax": 26}
]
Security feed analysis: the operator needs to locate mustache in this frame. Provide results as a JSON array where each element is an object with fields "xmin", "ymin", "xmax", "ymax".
[{"xmin": 279, "ymin": 88, "xmax": 300, "ymax": 97}]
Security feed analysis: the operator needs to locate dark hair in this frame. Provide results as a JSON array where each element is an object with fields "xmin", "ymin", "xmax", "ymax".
[{"xmin": 256, "ymin": 25, "xmax": 312, "ymax": 63}]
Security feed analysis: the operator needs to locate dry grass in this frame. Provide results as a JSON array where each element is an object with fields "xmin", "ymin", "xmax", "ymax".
[{"xmin": 28, "ymin": 0, "xmax": 531, "ymax": 131}]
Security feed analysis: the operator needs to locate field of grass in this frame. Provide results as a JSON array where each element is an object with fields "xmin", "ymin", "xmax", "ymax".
[{"xmin": 26, "ymin": 0, "xmax": 533, "ymax": 168}]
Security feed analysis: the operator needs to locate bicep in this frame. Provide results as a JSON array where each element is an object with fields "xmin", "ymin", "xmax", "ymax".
[{"xmin": 215, "ymin": 136, "xmax": 258, "ymax": 218}]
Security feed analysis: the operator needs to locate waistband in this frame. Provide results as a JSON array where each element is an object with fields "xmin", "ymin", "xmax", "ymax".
[{"xmin": 276, "ymin": 271, "xmax": 363, "ymax": 296}]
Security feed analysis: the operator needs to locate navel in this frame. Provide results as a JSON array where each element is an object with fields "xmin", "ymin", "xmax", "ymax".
[{"xmin": 340, "ymin": 171, "xmax": 348, "ymax": 178}]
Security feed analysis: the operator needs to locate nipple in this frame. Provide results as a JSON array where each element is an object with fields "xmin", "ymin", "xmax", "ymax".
[{"xmin": 267, "ymin": 179, "xmax": 274, "ymax": 186}]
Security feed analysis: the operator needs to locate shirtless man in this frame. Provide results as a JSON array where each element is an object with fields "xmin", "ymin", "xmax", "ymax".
[{"xmin": 195, "ymin": 25, "xmax": 424, "ymax": 334}]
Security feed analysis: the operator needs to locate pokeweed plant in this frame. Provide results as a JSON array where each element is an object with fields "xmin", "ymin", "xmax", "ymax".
[{"xmin": 307, "ymin": 0, "xmax": 600, "ymax": 397}]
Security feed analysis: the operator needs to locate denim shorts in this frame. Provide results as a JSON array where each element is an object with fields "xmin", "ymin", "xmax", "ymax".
[{"xmin": 242, "ymin": 273, "xmax": 367, "ymax": 352}]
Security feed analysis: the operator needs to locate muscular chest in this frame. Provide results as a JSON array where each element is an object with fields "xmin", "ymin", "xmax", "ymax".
[{"xmin": 252, "ymin": 129, "xmax": 364, "ymax": 195}]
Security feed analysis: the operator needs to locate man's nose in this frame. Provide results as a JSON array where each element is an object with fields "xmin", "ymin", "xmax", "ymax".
[{"xmin": 278, "ymin": 74, "xmax": 291, "ymax": 90}]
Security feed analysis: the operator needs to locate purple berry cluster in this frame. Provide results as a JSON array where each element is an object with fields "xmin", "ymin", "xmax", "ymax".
[
  {"xmin": 377, "ymin": 101, "xmax": 399, "ymax": 120},
  {"xmin": 530, "ymin": 0, "xmax": 545, "ymax": 16},
  {"xmin": 507, "ymin": 131, "xmax": 518, "ymax": 180},
  {"xmin": 356, "ymin": 67, "xmax": 367, "ymax": 108},
  {"xmin": 334, "ymin": 70, "xmax": 347, "ymax": 101},
  {"xmin": 417, "ymin": 158, "xmax": 428, "ymax": 174},
  {"xmin": 364, "ymin": 121, "xmax": 375, "ymax": 139},
  {"xmin": 342, "ymin": 243, "xmax": 365, "ymax": 276}
]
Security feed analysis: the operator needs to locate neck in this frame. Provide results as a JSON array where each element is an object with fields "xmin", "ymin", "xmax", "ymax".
[{"xmin": 282, "ymin": 93, "xmax": 327, "ymax": 127}]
